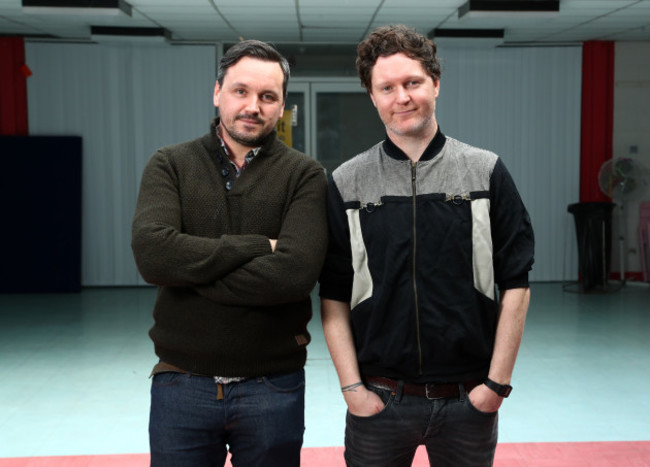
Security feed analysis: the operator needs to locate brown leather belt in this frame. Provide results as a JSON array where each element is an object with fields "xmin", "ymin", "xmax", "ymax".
[{"xmin": 364, "ymin": 376, "xmax": 482, "ymax": 400}]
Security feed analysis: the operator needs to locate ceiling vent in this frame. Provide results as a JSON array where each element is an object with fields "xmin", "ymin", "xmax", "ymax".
[
  {"xmin": 430, "ymin": 28, "xmax": 505, "ymax": 48},
  {"xmin": 90, "ymin": 26, "xmax": 171, "ymax": 44},
  {"xmin": 22, "ymin": 0, "xmax": 132, "ymax": 17},
  {"xmin": 458, "ymin": 0, "xmax": 560, "ymax": 19}
]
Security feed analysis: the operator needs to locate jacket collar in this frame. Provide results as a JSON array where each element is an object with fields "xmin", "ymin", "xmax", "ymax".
[{"xmin": 382, "ymin": 126, "xmax": 447, "ymax": 162}]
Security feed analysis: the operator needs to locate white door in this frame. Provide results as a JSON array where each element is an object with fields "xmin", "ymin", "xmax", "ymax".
[{"xmin": 287, "ymin": 80, "xmax": 385, "ymax": 174}]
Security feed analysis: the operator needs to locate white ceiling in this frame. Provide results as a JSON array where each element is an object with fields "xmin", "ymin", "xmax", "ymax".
[{"xmin": 1, "ymin": 0, "xmax": 650, "ymax": 46}]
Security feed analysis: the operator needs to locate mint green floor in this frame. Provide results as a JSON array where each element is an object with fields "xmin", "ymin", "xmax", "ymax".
[{"xmin": 1, "ymin": 283, "xmax": 649, "ymax": 457}]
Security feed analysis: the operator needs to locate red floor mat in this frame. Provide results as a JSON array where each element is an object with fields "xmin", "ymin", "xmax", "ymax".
[{"xmin": 1, "ymin": 442, "xmax": 649, "ymax": 466}]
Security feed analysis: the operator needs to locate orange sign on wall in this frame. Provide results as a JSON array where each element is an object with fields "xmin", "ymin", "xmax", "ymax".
[{"xmin": 275, "ymin": 109, "xmax": 292, "ymax": 148}]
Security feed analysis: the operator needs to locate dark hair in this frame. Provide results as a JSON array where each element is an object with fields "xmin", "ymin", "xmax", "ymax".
[
  {"xmin": 218, "ymin": 40, "xmax": 290, "ymax": 100},
  {"xmin": 356, "ymin": 25, "xmax": 441, "ymax": 91}
]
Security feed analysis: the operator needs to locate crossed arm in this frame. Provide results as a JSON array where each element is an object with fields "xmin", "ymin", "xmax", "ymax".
[
  {"xmin": 193, "ymin": 167, "xmax": 328, "ymax": 306},
  {"xmin": 131, "ymin": 151, "xmax": 273, "ymax": 287},
  {"xmin": 132, "ymin": 150, "xmax": 328, "ymax": 305}
]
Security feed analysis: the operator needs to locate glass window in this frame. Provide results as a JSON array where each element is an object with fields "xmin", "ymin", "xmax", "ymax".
[{"xmin": 316, "ymin": 92, "xmax": 385, "ymax": 174}]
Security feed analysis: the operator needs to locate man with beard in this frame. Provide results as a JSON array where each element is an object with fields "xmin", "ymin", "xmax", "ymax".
[{"xmin": 132, "ymin": 40, "xmax": 328, "ymax": 466}]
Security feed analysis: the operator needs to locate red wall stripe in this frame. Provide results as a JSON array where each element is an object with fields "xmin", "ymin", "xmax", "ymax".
[
  {"xmin": 0, "ymin": 37, "xmax": 29, "ymax": 136},
  {"xmin": 580, "ymin": 41, "xmax": 615, "ymax": 202}
]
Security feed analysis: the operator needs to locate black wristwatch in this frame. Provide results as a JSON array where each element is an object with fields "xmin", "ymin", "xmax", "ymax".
[{"xmin": 484, "ymin": 378, "xmax": 513, "ymax": 397}]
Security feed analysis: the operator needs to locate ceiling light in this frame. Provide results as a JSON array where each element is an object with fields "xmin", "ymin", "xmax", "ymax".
[
  {"xmin": 22, "ymin": 0, "xmax": 132, "ymax": 17},
  {"xmin": 458, "ymin": 0, "xmax": 559, "ymax": 19}
]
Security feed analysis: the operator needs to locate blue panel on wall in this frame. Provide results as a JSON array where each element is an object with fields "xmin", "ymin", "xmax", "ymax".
[{"xmin": 0, "ymin": 136, "xmax": 82, "ymax": 293}]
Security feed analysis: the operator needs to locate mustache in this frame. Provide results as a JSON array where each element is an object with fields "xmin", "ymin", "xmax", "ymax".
[{"xmin": 236, "ymin": 114, "xmax": 264, "ymax": 124}]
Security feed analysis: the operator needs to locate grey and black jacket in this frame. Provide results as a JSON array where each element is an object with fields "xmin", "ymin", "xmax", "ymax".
[{"xmin": 319, "ymin": 129, "xmax": 534, "ymax": 383}]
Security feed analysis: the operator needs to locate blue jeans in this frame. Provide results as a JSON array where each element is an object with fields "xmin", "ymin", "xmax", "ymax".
[
  {"xmin": 149, "ymin": 369, "xmax": 305, "ymax": 467},
  {"xmin": 345, "ymin": 382, "xmax": 498, "ymax": 467}
]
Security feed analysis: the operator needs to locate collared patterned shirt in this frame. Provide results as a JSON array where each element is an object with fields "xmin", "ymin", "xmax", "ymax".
[
  {"xmin": 214, "ymin": 375, "xmax": 246, "ymax": 384},
  {"xmin": 217, "ymin": 131, "xmax": 261, "ymax": 178},
  {"xmin": 212, "ymin": 126, "xmax": 260, "ymax": 383},
  {"xmin": 150, "ymin": 362, "xmax": 246, "ymax": 384}
]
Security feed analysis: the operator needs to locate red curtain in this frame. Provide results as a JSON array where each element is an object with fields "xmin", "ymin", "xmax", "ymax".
[
  {"xmin": 0, "ymin": 37, "xmax": 29, "ymax": 135},
  {"xmin": 580, "ymin": 41, "xmax": 614, "ymax": 202}
]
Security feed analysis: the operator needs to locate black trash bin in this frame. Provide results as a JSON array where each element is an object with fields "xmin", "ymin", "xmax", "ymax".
[{"xmin": 567, "ymin": 202, "xmax": 615, "ymax": 291}]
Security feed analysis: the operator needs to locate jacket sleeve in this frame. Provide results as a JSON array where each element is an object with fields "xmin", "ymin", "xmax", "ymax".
[
  {"xmin": 318, "ymin": 175, "xmax": 354, "ymax": 303},
  {"xmin": 489, "ymin": 158, "xmax": 535, "ymax": 291},
  {"xmin": 131, "ymin": 150, "xmax": 272, "ymax": 286},
  {"xmin": 193, "ymin": 165, "xmax": 329, "ymax": 306}
]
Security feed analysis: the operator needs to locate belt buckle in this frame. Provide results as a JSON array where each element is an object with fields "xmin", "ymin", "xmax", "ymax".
[{"xmin": 425, "ymin": 383, "xmax": 441, "ymax": 400}]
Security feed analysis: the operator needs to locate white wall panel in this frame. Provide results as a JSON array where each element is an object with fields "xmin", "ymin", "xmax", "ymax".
[
  {"xmin": 436, "ymin": 46, "xmax": 582, "ymax": 282},
  {"xmin": 26, "ymin": 42, "xmax": 216, "ymax": 286},
  {"xmin": 25, "ymin": 42, "xmax": 580, "ymax": 285}
]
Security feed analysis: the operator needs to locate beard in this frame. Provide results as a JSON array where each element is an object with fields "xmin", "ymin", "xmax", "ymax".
[
  {"xmin": 384, "ymin": 110, "xmax": 434, "ymax": 138},
  {"xmin": 222, "ymin": 113, "xmax": 271, "ymax": 147}
]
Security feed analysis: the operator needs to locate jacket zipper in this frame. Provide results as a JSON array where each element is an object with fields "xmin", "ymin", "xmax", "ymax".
[{"xmin": 411, "ymin": 161, "xmax": 423, "ymax": 376}]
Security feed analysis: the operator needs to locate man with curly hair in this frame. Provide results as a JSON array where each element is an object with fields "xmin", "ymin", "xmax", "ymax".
[{"xmin": 319, "ymin": 25, "xmax": 535, "ymax": 466}]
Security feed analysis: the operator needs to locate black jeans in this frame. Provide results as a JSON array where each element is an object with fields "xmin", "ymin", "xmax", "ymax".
[{"xmin": 344, "ymin": 382, "xmax": 498, "ymax": 467}]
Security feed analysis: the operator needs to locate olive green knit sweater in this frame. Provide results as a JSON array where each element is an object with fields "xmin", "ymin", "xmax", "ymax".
[{"xmin": 132, "ymin": 120, "xmax": 328, "ymax": 377}]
